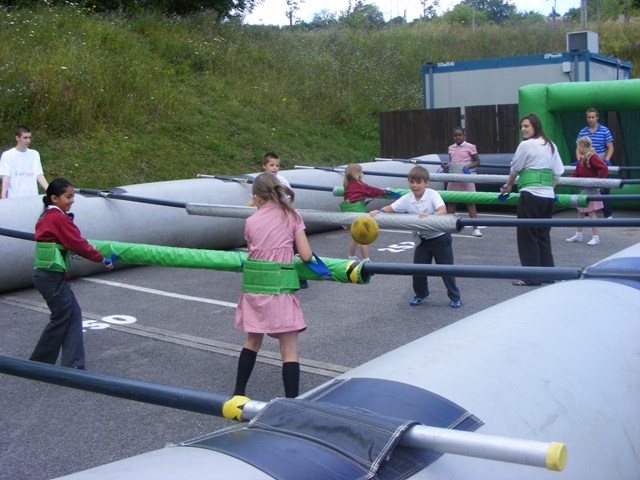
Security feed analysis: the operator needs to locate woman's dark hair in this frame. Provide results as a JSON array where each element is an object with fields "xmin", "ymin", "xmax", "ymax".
[
  {"xmin": 520, "ymin": 113, "xmax": 555, "ymax": 154},
  {"xmin": 40, "ymin": 178, "xmax": 73, "ymax": 216}
]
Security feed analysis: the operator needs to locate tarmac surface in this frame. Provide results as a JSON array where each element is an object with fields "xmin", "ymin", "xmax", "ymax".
[{"xmin": 1, "ymin": 208, "xmax": 639, "ymax": 480}]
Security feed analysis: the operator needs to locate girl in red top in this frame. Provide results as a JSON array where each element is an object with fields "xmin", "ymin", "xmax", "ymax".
[
  {"xmin": 30, "ymin": 178, "xmax": 112, "ymax": 369},
  {"xmin": 566, "ymin": 136, "xmax": 609, "ymax": 246},
  {"xmin": 340, "ymin": 163, "xmax": 389, "ymax": 262}
]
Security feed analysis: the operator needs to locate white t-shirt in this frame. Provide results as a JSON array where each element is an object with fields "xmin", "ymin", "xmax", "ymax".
[
  {"xmin": 276, "ymin": 173, "xmax": 291, "ymax": 189},
  {"xmin": 510, "ymin": 138, "xmax": 564, "ymax": 199},
  {"xmin": 0, "ymin": 147, "xmax": 44, "ymax": 198},
  {"xmin": 390, "ymin": 188, "xmax": 445, "ymax": 240}
]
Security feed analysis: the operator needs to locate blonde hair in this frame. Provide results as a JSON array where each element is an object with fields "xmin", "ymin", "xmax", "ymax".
[
  {"xmin": 252, "ymin": 173, "xmax": 298, "ymax": 219},
  {"xmin": 343, "ymin": 163, "xmax": 363, "ymax": 189},
  {"xmin": 577, "ymin": 136, "xmax": 596, "ymax": 166}
]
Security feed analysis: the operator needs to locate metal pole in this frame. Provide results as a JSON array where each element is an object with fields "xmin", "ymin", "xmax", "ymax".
[
  {"xmin": 403, "ymin": 424, "xmax": 566, "ymax": 471},
  {"xmin": 78, "ymin": 189, "xmax": 187, "ymax": 209},
  {"xmin": 0, "ymin": 354, "xmax": 241, "ymax": 417},
  {"xmin": 374, "ymin": 157, "xmax": 640, "ymax": 173},
  {"xmin": 0, "ymin": 355, "xmax": 565, "ymax": 471},
  {"xmin": 374, "ymin": 157, "xmax": 510, "ymax": 170},
  {"xmin": 457, "ymin": 217, "xmax": 640, "ymax": 228},
  {"xmin": 362, "ymin": 263, "xmax": 580, "ymax": 281},
  {"xmin": 293, "ymin": 166, "xmax": 636, "ymax": 188},
  {"xmin": 198, "ymin": 174, "xmax": 335, "ymax": 192}
]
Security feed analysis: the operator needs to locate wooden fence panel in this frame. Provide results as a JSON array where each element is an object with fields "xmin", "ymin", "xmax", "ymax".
[
  {"xmin": 497, "ymin": 104, "xmax": 519, "ymax": 153},
  {"xmin": 379, "ymin": 108, "xmax": 461, "ymax": 159},
  {"xmin": 379, "ymin": 104, "xmax": 519, "ymax": 157},
  {"xmin": 465, "ymin": 106, "xmax": 497, "ymax": 153}
]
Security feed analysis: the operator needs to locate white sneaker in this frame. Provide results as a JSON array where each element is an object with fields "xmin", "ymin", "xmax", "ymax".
[
  {"xmin": 472, "ymin": 228, "xmax": 483, "ymax": 237},
  {"xmin": 566, "ymin": 233, "xmax": 583, "ymax": 243},
  {"xmin": 587, "ymin": 236, "xmax": 600, "ymax": 246},
  {"xmin": 348, "ymin": 255, "xmax": 360, "ymax": 261}
]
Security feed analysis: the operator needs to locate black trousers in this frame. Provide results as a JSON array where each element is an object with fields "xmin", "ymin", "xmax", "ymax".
[
  {"xmin": 30, "ymin": 269, "xmax": 85, "ymax": 368},
  {"xmin": 516, "ymin": 191, "xmax": 555, "ymax": 269},
  {"xmin": 601, "ymin": 188, "xmax": 612, "ymax": 218},
  {"xmin": 413, "ymin": 232, "xmax": 460, "ymax": 301}
]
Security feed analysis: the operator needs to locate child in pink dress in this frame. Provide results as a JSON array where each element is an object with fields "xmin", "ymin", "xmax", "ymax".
[
  {"xmin": 233, "ymin": 173, "xmax": 313, "ymax": 398},
  {"xmin": 443, "ymin": 126, "xmax": 482, "ymax": 237}
]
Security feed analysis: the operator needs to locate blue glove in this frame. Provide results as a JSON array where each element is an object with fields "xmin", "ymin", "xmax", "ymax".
[
  {"xmin": 570, "ymin": 161, "xmax": 577, "ymax": 166},
  {"xmin": 498, "ymin": 192, "xmax": 510, "ymax": 201},
  {"xmin": 103, "ymin": 253, "xmax": 117, "ymax": 269},
  {"xmin": 304, "ymin": 253, "xmax": 332, "ymax": 280},
  {"xmin": 463, "ymin": 167, "xmax": 471, "ymax": 174},
  {"xmin": 385, "ymin": 189, "xmax": 402, "ymax": 199}
]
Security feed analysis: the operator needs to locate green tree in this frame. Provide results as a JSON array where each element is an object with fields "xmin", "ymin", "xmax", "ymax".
[
  {"xmin": 421, "ymin": 0, "xmax": 440, "ymax": 19},
  {"xmin": 340, "ymin": 2, "xmax": 386, "ymax": 28},
  {"xmin": 460, "ymin": 0, "xmax": 516, "ymax": 24},
  {"xmin": 286, "ymin": 0, "xmax": 304, "ymax": 26},
  {"xmin": 305, "ymin": 9, "xmax": 339, "ymax": 29},
  {"xmin": 442, "ymin": 3, "xmax": 488, "ymax": 26}
]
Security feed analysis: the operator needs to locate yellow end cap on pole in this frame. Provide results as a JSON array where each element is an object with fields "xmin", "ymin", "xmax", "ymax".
[
  {"xmin": 346, "ymin": 260, "xmax": 360, "ymax": 284},
  {"xmin": 222, "ymin": 395, "xmax": 250, "ymax": 421},
  {"xmin": 546, "ymin": 442, "xmax": 567, "ymax": 471}
]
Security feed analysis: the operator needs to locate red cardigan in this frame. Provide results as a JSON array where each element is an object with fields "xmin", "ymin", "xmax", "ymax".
[
  {"xmin": 35, "ymin": 208, "xmax": 104, "ymax": 263},
  {"xmin": 344, "ymin": 180, "xmax": 386, "ymax": 203},
  {"xmin": 571, "ymin": 153, "xmax": 609, "ymax": 179}
]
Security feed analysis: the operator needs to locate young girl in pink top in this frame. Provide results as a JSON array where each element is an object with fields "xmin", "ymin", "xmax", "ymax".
[
  {"xmin": 233, "ymin": 173, "xmax": 313, "ymax": 398},
  {"xmin": 443, "ymin": 126, "xmax": 482, "ymax": 237}
]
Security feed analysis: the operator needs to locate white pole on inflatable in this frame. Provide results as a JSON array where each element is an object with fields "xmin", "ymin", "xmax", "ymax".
[{"xmin": 0, "ymin": 354, "xmax": 566, "ymax": 472}]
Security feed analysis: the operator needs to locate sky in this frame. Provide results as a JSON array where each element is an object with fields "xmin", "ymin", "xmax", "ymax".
[{"xmin": 244, "ymin": 0, "xmax": 581, "ymax": 25}]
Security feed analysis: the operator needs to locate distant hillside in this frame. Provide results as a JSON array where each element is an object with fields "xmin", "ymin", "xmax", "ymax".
[{"xmin": 1, "ymin": 6, "xmax": 638, "ymax": 188}]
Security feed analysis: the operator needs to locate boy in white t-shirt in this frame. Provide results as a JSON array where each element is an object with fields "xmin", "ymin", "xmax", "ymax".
[
  {"xmin": 0, "ymin": 126, "xmax": 48, "ymax": 199},
  {"xmin": 370, "ymin": 166, "xmax": 462, "ymax": 308}
]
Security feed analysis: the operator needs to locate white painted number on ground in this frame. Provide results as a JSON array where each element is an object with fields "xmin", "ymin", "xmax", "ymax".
[
  {"xmin": 83, "ymin": 315, "xmax": 137, "ymax": 332},
  {"xmin": 377, "ymin": 241, "xmax": 415, "ymax": 253}
]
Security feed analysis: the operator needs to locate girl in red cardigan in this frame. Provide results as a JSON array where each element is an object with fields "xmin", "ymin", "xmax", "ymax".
[
  {"xmin": 30, "ymin": 178, "xmax": 112, "ymax": 369},
  {"xmin": 566, "ymin": 136, "xmax": 609, "ymax": 246},
  {"xmin": 340, "ymin": 163, "xmax": 389, "ymax": 262}
]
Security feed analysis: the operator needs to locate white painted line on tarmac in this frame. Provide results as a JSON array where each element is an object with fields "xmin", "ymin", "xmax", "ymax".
[
  {"xmin": 80, "ymin": 278, "xmax": 238, "ymax": 308},
  {"xmin": 1, "ymin": 295, "xmax": 348, "ymax": 377}
]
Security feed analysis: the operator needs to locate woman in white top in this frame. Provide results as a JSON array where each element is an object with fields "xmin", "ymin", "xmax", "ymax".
[{"xmin": 500, "ymin": 113, "xmax": 564, "ymax": 286}]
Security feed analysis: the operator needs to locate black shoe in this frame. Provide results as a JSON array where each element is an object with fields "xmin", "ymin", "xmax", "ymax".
[{"xmin": 299, "ymin": 280, "xmax": 309, "ymax": 289}]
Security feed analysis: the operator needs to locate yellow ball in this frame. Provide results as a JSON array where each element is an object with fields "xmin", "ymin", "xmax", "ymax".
[{"xmin": 350, "ymin": 216, "xmax": 379, "ymax": 245}]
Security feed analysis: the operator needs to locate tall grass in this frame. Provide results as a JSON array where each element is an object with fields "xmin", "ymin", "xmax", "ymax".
[{"xmin": 1, "ymin": 5, "xmax": 639, "ymax": 188}]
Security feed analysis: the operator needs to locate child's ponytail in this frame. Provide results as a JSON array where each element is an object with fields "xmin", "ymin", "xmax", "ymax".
[{"xmin": 252, "ymin": 173, "xmax": 299, "ymax": 220}]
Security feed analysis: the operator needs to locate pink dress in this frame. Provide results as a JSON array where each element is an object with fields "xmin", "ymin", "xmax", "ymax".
[
  {"xmin": 447, "ymin": 141, "xmax": 477, "ymax": 192},
  {"xmin": 235, "ymin": 202, "xmax": 307, "ymax": 335}
]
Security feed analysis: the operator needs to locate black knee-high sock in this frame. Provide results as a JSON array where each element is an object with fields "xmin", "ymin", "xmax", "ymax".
[
  {"xmin": 233, "ymin": 348, "xmax": 257, "ymax": 396},
  {"xmin": 282, "ymin": 362, "xmax": 300, "ymax": 398}
]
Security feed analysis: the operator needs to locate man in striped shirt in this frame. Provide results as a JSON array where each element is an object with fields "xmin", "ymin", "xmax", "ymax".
[{"xmin": 576, "ymin": 108, "xmax": 614, "ymax": 218}]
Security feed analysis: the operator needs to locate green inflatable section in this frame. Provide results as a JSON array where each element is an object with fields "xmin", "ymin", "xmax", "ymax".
[
  {"xmin": 519, "ymin": 79, "xmax": 640, "ymax": 207},
  {"xmin": 90, "ymin": 240, "xmax": 371, "ymax": 285}
]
